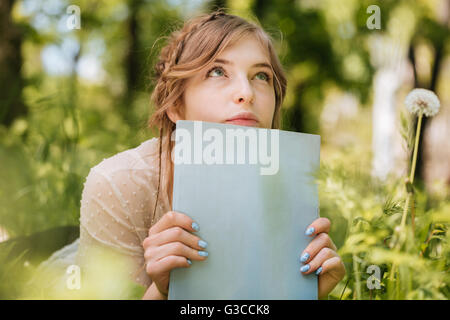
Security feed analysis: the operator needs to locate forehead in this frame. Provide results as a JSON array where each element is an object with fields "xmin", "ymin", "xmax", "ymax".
[{"xmin": 217, "ymin": 34, "xmax": 270, "ymax": 62}]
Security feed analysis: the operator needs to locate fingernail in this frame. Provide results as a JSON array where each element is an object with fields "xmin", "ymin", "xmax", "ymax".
[
  {"xmin": 198, "ymin": 250, "xmax": 208, "ymax": 257},
  {"xmin": 187, "ymin": 259, "xmax": 192, "ymax": 265},
  {"xmin": 305, "ymin": 227, "xmax": 315, "ymax": 236},
  {"xmin": 300, "ymin": 252, "xmax": 310, "ymax": 263},
  {"xmin": 192, "ymin": 222, "xmax": 200, "ymax": 232},
  {"xmin": 198, "ymin": 240, "xmax": 208, "ymax": 249},
  {"xmin": 315, "ymin": 266, "xmax": 323, "ymax": 275},
  {"xmin": 300, "ymin": 264, "xmax": 310, "ymax": 273}
]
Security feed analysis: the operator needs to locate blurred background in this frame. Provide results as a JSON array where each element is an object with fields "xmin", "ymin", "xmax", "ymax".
[{"xmin": 0, "ymin": 0, "xmax": 449, "ymax": 299}]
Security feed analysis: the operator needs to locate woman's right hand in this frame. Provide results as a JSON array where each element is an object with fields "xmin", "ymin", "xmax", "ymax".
[{"xmin": 142, "ymin": 211, "xmax": 209, "ymax": 297}]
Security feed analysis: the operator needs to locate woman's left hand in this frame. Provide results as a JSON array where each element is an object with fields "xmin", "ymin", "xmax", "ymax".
[{"xmin": 299, "ymin": 217, "xmax": 346, "ymax": 299}]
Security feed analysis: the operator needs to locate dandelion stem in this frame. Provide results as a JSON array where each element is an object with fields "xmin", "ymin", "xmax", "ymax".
[
  {"xmin": 388, "ymin": 263, "xmax": 397, "ymax": 299},
  {"xmin": 400, "ymin": 196, "xmax": 411, "ymax": 231},
  {"xmin": 352, "ymin": 254, "xmax": 361, "ymax": 300},
  {"xmin": 409, "ymin": 112, "xmax": 422, "ymax": 184},
  {"xmin": 411, "ymin": 197, "xmax": 415, "ymax": 236},
  {"xmin": 399, "ymin": 113, "xmax": 423, "ymax": 230},
  {"xmin": 390, "ymin": 112, "xmax": 424, "ymax": 294}
]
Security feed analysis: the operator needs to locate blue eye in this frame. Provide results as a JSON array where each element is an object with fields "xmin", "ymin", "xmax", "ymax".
[
  {"xmin": 207, "ymin": 66, "xmax": 225, "ymax": 77},
  {"xmin": 206, "ymin": 66, "xmax": 271, "ymax": 83},
  {"xmin": 256, "ymin": 72, "xmax": 270, "ymax": 82}
]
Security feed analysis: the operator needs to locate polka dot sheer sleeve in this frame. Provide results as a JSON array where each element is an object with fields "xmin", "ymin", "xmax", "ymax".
[{"xmin": 75, "ymin": 138, "xmax": 171, "ymax": 290}]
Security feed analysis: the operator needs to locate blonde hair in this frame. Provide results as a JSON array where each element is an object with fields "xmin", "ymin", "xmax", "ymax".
[{"xmin": 148, "ymin": 10, "xmax": 287, "ymax": 221}]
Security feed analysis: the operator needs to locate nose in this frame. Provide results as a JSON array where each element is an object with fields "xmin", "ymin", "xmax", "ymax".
[{"xmin": 233, "ymin": 75, "xmax": 255, "ymax": 105}]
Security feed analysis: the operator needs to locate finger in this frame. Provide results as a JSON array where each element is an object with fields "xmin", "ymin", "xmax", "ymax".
[
  {"xmin": 146, "ymin": 241, "xmax": 208, "ymax": 263},
  {"xmin": 305, "ymin": 217, "xmax": 331, "ymax": 237},
  {"xmin": 299, "ymin": 247, "xmax": 337, "ymax": 275},
  {"xmin": 318, "ymin": 256, "xmax": 346, "ymax": 279},
  {"xmin": 143, "ymin": 226, "xmax": 208, "ymax": 251},
  {"xmin": 148, "ymin": 211, "xmax": 199, "ymax": 236},
  {"xmin": 299, "ymin": 232, "xmax": 337, "ymax": 264},
  {"xmin": 146, "ymin": 255, "xmax": 192, "ymax": 288}
]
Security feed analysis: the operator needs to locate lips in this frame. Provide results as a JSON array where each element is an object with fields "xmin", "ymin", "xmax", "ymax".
[{"xmin": 225, "ymin": 112, "xmax": 259, "ymax": 127}]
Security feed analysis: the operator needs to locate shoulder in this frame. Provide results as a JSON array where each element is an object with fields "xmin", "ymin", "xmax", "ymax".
[
  {"xmin": 89, "ymin": 137, "xmax": 161, "ymax": 178},
  {"xmin": 81, "ymin": 137, "xmax": 163, "ymax": 228},
  {"xmin": 79, "ymin": 137, "xmax": 164, "ymax": 250}
]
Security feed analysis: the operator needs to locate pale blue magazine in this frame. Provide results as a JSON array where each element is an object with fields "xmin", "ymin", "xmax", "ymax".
[{"xmin": 168, "ymin": 120, "xmax": 320, "ymax": 300}]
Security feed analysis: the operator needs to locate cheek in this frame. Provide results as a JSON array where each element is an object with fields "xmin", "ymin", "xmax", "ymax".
[
  {"xmin": 257, "ymin": 88, "xmax": 276, "ymax": 128},
  {"xmin": 184, "ymin": 87, "xmax": 225, "ymax": 121}
]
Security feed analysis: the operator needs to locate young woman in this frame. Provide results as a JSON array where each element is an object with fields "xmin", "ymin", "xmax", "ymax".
[{"xmin": 76, "ymin": 10, "xmax": 346, "ymax": 300}]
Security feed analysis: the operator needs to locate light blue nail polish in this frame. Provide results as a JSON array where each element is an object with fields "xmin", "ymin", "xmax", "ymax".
[
  {"xmin": 300, "ymin": 264, "xmax": 310, "ymax": 273},
  {"xmin": 305, "ymin": 227, "xmax": 315, "ymax": 236},
  {"xmin": 300, "ymin": 252, "xmax": 310, "ymax": 263},
  {"xmin": 198, "ymin": 250, "xmax": 208, "ymax": 257},
  {"xmin": 315, "ymin": 266, "xmax": 323, "ymax": 275},
  {"xmin": 198, "ymin": 240, "xmax": 208, "ymax": 248},
  {"xmin": 187, "ymin": 259, "xmax": 192, "ymax": 265},
  {"xmin": 192, "ymin": 222, "xmax": 200, "ymax": 232}
]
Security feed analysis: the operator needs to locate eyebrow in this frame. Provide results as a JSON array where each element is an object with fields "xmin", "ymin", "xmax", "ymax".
[{"xmin": 213, "ymin": 58, "xmax": 273, "ymax": 70}]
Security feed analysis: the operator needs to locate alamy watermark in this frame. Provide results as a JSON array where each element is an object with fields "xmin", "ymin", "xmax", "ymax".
[
  {"xmin": 366, "ymin": 264, "xmax": 381, "ymax": 290},
  {"xmin": 67, "ymin": 5, "xmax": 81, "ymax": 30},
  {"xmin": 366, "ymin": 5, "xmax": 381, "ymax": 30},
  {"xmin": 66, "ymin": 264, "xmax": 81, "ymax": 290},
  {"xmin": 171, "ymin": 122, "xmax": 280, "ymax": 175}
]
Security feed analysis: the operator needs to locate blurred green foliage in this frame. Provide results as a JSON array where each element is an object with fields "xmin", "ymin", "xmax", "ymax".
[
  {"xmin": 316, "ymin": 152, "xmax": 449, "ymax": 299},
  {"xmin": 0, "ymin": 0, "xmax": 448, "ymax": 299}
]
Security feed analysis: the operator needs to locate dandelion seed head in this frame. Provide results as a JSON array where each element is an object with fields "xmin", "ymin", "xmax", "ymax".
[{"xmin": 404, "ymin": 88, "xmax": 440, "ymax": 117}]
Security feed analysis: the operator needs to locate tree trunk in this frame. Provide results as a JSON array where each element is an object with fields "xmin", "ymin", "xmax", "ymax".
[
  {"xmin": 208, "ymin": 0, "xmax": 228, "ymax": 11},
  {"xmin": 371, "ymin": 68, "xmax": 401, "ymax": 180},
  {"xmin": 122, "ymin": 0, "xmax": 142, "ymax": 121},
  {"xmin": 415, "ymin": 40, "xmax": 444, "ymax": 183},
  {"xmin": 0, "ymin": 0, "xmax": 27, "ymax": 127},
  {"xmin": 409, "ymin": 23, "xmax": 445, "ymax": 185}
]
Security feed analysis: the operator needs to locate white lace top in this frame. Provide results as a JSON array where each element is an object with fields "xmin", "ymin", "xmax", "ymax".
[{"xmin": 75, "ymin": 137, "xmax": 171, "ymax": 289}]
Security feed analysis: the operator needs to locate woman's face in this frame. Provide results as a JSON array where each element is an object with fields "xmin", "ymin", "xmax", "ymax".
[{"xmin": 168, "ymin": 34, "xmax": 276, "ymax": 128}]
